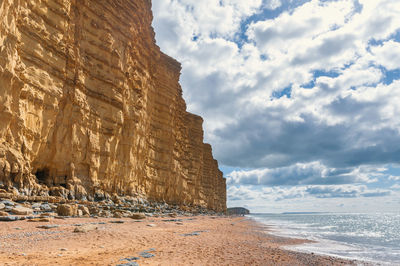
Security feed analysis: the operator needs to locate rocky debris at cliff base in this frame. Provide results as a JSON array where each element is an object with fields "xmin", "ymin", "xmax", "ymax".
[
  {"xmin": 57, "ymin": 204, "xmax": 78, "ymax": 216},
  {"xmin": 0, "ymin": 195, "xmax": 225, "ymax": 224},
  {"xmin": 11, "ymin": 206, "xmax": 33, "ymax": 215}
]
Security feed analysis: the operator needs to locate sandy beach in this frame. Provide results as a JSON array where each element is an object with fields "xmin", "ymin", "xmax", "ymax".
[{"xmin": 0, "ymin": 215, "xmax": 358, "ymax": 265}]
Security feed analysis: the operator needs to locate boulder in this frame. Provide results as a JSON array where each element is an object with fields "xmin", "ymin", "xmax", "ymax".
[
  {"xmin": 73, "ymin": 224, "xmax": 97, "ymax": 233},
  {"xmin": 78, "ymin": 205, "xmax": 90, "ymax": 216},
  {"xmin": 57, "ymin": 204, "xmax": 78, "ymax": 216},
  {"xmin": 0, "ymin": 211, "xmax": 9, "ymax": 216},
  {"xmin": 130, "ymin": 213, "xmax": 146, "ymax": 220},
  {"xmin": 11, "ymin": 206, "xmax": 34, "ymax": 215}
]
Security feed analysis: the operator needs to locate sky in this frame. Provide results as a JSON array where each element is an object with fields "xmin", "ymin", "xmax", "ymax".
[{"xmin": 151, "ymin": 0, "xmax": 400, "ymax": 213}]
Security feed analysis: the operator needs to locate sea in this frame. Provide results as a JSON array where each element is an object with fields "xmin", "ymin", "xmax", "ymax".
[{"xmin": 249, "ymin": 212, "xmax": 400, "ymax": 265}]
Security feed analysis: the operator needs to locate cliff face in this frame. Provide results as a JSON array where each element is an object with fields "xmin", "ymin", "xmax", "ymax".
[{"xmin": 0, "ymin": 0, "xmax": 226, "ymax": 212}]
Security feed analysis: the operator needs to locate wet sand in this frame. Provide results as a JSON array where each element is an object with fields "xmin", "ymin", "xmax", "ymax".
[{"xmin": 0, "ymin": 215, "xmax": 359, "ymax": 265}]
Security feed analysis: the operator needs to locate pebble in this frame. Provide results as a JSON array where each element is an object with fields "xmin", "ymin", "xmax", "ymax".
[
  {"xmin": 181, "ymin": 232, "xmax": 200, "ymax": 237},
  {"xmin": 116, "ymin": 262, "xmax": 139, "ymax": 266},
  {"xmin": 146, "ymin": 224, "xmax": 156, "ymax": 227},
  {"xmin": 109, "ymin": 220, "xmax": 124, "ymax": 224},
  {"xmin": 60, "ymin": 248, "xmax": 68, "ymax": 251},
  {"xmin": 139, "ymin": 251, "xmax": 155, "ymax": 258},
  {"xmin": 120, "ymin": 256, "xmax": 140, "ymax": 261},
  {"xmin": 162, "ymin": 219, "xmax": 182, "ymax": 222},
  {"xmin": 37, "ymin": 225, "xmax": 60, "ymax": 229}
]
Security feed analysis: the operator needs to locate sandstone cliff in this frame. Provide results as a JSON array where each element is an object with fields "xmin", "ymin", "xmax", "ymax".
[{"xmin": 0, "ymin": 0, "xmax": 226, "ymax": 212}]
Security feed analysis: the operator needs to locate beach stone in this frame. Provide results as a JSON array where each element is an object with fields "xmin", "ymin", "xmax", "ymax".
[
  {"xmin": 31, "ymin": 203, "xmax": 41, "ymax": 209},
  {"xmin": 40, "ymin": 212, "xmax": 56, "ymax": 217},
  {"xmin": 0, "ymin": 216, "xmax": 20, "ymax": 221},
  {"xmin": 130, "ymin": 213, "xmax": 146, "ymax": 220},
  {"xmin": 57, "ymin": 204, "xmax": 77, "ymax": 216},
  {"xmin": 117, "ymin": 262, "xmax": 139, "ymax": 266},
  {"xmin": 37, "ymin": 225, "xmax": 60, "ymax": 229},
  {"xmin": 28, "ymin": 217, "xmax": 51, "ymax": 222},
  {"xmin": 40, "ymin": 204, "xmax": 52, "ymax": 211},
  {"xmin": 113, "ymin": 212, "xmax": 123, "ymax": 218},
  {"xmin": 139, "ymin": 251, "xmax": 155, "ymax": 258},
  {"xmin": 120, "ymin": 256, "xmax": 140, "ymax": 262},
  {"xmin": 78, "ymin": 205, "xmax": 90, "ymax": 216},
  {"xmin": 168, "ymin": 212, "xmax": 177, "ymax": 218},
  {"xmin": 110, "ymin": 220, "xmax": 124, "ymax": 224},
  {"xmin": 181, "ymin": 232, "xmax": 200, "ymax": 237},
  {"xmin": 0, "ymin": 211, "xmax": 9, "ymax": 216},
  {"xmin": 1, "ymin": 200, "xmax": 15, "ymax": 206},
  {"xmin": 11, "ymin": 206, "xmax": 33, "ymax": 215},
  {"xmin": 73, "ymin": 224, "xmax": 97, "ymax": 233}
]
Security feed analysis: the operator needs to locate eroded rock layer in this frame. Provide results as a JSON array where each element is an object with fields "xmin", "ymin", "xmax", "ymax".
[{"xmin": 0, "ymin": 0, "xmax": 226, "ymax": 212}]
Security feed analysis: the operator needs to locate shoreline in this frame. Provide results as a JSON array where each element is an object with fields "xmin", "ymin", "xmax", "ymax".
[
  {"xmin": 0, "ymin": 215, "xmax": 364, "ymax": 265},
  {"xmin": 247, "ymin": 216, "xmax": 377, "ymax": 266}
]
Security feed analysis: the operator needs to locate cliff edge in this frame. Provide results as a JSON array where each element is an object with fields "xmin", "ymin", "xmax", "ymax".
[{"xmin": 0, "ymin": 0, "xmax": 226, "ymax": 212}]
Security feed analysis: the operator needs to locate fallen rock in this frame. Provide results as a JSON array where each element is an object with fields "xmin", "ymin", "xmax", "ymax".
[
  {"xmin": 0, "ymin": 216, "xmax": 20, "ymax": 221},
  {"xmin": 57, "ymin": 204, "xmax": 77, "ymax": 216},
  {"xmin": 11, "ymin": 206, "xmax": 33, "ymax": 215},
  {"xmin": 78, "ymin": 205, "xmax": 90, "ymax": 216},
  {"xmin": 130, "ymin": 213, "xmax": 146, "ymax": 220},
  {"xmin": 0, "ymin": 200, "xmax": 14, "ymax": 206},
  {"xmin": 73, "ymin": 224, "xmax": 97, "ymax": 233},
  {"xmin": 40, "ymin": 212, "xmax": 56, "ymax": 217},
  {"xmin": 40, "ymin": 204, "xmax": 53, "ymax": 212},
  {"xmin": 28, "ymin": 218, "xmax": 51, "ymax": 222}
]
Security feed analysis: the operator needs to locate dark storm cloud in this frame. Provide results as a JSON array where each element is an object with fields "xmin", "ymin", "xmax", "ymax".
[{"xmin": 214, "ymin": 109, "xmax": 400, "ymax": 170}]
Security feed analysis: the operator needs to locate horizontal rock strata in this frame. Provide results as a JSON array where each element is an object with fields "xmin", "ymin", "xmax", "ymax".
[{"xmin": 0, "ymin": 0, "xmax": 226, "ymax": 212}]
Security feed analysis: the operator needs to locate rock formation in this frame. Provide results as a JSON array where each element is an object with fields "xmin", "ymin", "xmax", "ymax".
[
  {"xmin": 227, "ymin": 207, "xmax": 250, "ymax": 216},
  {"xmin": 0, "ymin": 0, "xmax": 226, "ymax": 212}
]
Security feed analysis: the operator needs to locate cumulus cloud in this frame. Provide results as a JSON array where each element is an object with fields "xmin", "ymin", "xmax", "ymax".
[
  {"xmin": 152, "ymin": 0, "xmax": 400, "ymax": 211},
  {"xmin": 228, "ymin": 184, "xmax": 392, "ymax": 202}
]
